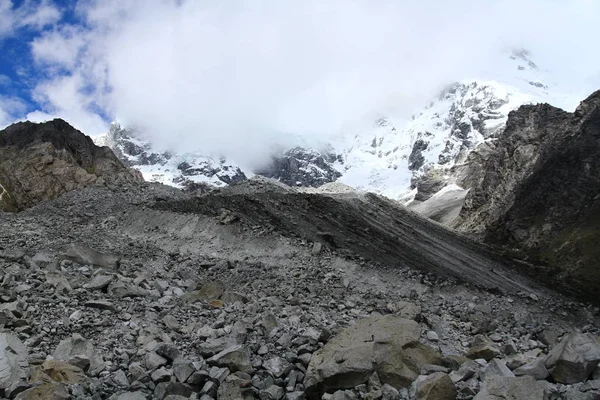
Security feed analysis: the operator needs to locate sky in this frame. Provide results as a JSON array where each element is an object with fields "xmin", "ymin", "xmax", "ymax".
[{"xmin": 0, "ymin": 0, "xmax": 599, "ymax": 164}]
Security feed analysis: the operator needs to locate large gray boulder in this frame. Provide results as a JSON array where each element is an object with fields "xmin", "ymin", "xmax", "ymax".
[
  {"xmin": 0, "ymin": 333, "xmax": 29, "ymax": 390},
  {"xmin": 52, "ymin": 333, "xmax": 105, "ymax": 376},
  {"xmin": 415, "ymin": 372, "xmax": 456, "ymax": 400},
  {"xmin": 545, "ymin": 333, "xmax": 600, "ymax": 384},
  {"xmin": 304, "ymin": 315, "xmax": 442, "ymax": 397},
  {"xmin": 64, "ymin": 244, "xmax": 119, "ymax": 269},
  {"xmin": 473, "ymin": 375, "xmax": 544, "ymax": 400}
]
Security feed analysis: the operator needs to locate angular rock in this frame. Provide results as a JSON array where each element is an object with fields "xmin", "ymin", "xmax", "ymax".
[
  {"xmin": 156, "ymin": 382, "xmax": 194, "ymax": 399},
  {"xmin": 31, "ymin": 359, "xmax": 85, "ymax": 384},
  {"xmin": 375, "ymin": 340, "xmax": 443, "ymax": 388},
  {"xmin": 545, "ymin": 333, "xmax": 600, "ymax": 384},
  {"xmin": 482, "ymin": 359, "xmax": 514, "ymax": 382},
  {"xmin": 14, "ymin": 383, "xmax": 70, "ymax": 400},
  {"xmin": 182, "ymin": 281, "xmax": 225, "ymax": 302},
  {"xmin": 67, "ymin": 354, "xmax": 91, "ymax": 371},
  {"xmin": 64, "ymin": 244, "xmax": 119, "ymax": 269},
  {"xmin": 152, "ymin": 367, "xmax": 173, "ymax": 383},
  {"xmin": 262, "ymin": 384, "xmax": 285, "ymax": 400},
  {"xmin": 112, "ymin": 369, "xmax": 129, "ymax": 387},
  {"xmin": 467, "ymin": 335, "xmax": 501, "ymax": 361},
  {"xmin": 207, "ymin": 344, "xmax": 252, "ymax": 373},
  {"xmin": 84, "ymin": 299, "xmax": 116, "ymax": 311},
  {"xmin": 513, "ymin": 357, "xmax": 549, "ymax": 380},
  {"xmin": 304, "ymin": 315, "xmax": 438, "ymax": 395},
  {"xmin": 473, "ymin": 375, "xmax": 544, "ymax": 400},
  {"xmin": 221, "ymin": 291, "xmax": 249, "ymax": 304},
  {"xmin": 5, "ymin": 381, "xmax": 31, "ymax": 399},
  {"xmin": 52, "ymin": 333, "xmax": 105, "ymax": 376},
  {"xmin": 173, "ymin": 359, "xmax": 196, "ymax": 383},
  {"xmin": 416, "ymin": 372, "xmax": 456, "ymax": 400},
  {"xmin": 84, "ymin": 274, "xmax": 114, "ymax": 290},
  {"xmin": 264, "ymin": 356, "xmax": 291, "ymax": 378},
  {"xmin": 0, "ymin": 332, "xmax": 28, "ymax": 390},
  {"xmin": 155, "ymin": 343, "xmax": 181, "ymax": 362},
  {"xmin": 113, "ymin": 392, "xmax": 147, "ymax": 400},
  {"xmin": 146, "ymin": 352, "xmax": 168, "ymax": 370}
]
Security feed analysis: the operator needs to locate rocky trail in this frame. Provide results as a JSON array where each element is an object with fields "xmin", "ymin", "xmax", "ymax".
[{"xmin": 1, "ymin": 179, "xmax": 599, "ymax": 399}]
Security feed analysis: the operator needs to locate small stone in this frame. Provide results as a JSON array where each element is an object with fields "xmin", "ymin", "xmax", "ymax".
[
  {"xmin": 262, "ymin": 384, "xmax": 285, "ymax": 399},
  {"xmin": 162, "ymin": 315, "xmax": 181, "ymax": 332},
  {"xmin": 155, "ymin": 343, "xmax": 180, "ymax": 361},
  {"xmin": 84, "ymin": 300, "xmax": 116, "ymax": 311},
  {"xmin": 113, "ymin": 369, "xmax": 130, "ymax": 387},
  {"xmin": 207, "ymin": 344, "xmax": 253, "ymax": 373},
  {"xmin": 173, "ymin": 359, "xmax": 195, "ymax": 383},
  {"xmin": 427, "ymin": 331, "xmax": 440, "ymax": 341},
  {"xmin": 69, "ymin": 310, "xmax": 83, "ymax": 322},
  {"xmin": 146, "ymin": 352, "xmax": 168, "ymax": 370},
  {"xmin": 263, "ymin": 356, "xmax": 291, "ymax": 378},
  {"xmin": 5, "ymin": 380, "xmax": 31, "ymax": 399},
  {"xmin": 311, "ymin": 242, "xmax": 322, "ymax": 255},
  {"xmin": 513, "ymin": 357, "xmax": 549, "ymax": 380},
  {"xmin": 151, "ymin": 367, "xmax": 173, "ymax": 383},
  {"xmin": 188, "ymin": 370, "xmax": 210, "ymax": 386},
  {"xmin": 84, "ymin": 274, "xmax": 114, "ymax": 290},
  {"xmin": 466, "ymin": 335, "xmax": 501, "ymax": 361},
  {"xmin": 416, "ymin": 372, "xmax": 456, "ymax": 400},
  {"xmin": 67, "ymin": 355, "xmax": 91, "ymax": 371},
  {"xmin": 482, "ymin": 359, "xmax": 514, "ymax": 382}
]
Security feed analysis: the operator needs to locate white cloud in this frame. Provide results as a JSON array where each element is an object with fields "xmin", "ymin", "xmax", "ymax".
[
  {"xmin": 23, "ymin": 0, "xmax": 600, "ymax": 166},
  {"xmin": 31, "ymin": 26, "xmax": 86, "ymax": 68},
  {"xmin": 0, "ymin": 96, "xmax": 27, "ymax": 128},
  {"xmin": 0, "ymin": 0, "xmax": 61, "ymax": 38},
  {"xmin": 28, "ymin": 72, "xmax": 108, "ymax": 135}
]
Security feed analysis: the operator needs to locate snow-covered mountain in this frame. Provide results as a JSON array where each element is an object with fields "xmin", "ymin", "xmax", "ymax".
[
  {"xmin": 95, "ymin": 124, "xmax": 247, "ymax": 190},
  {"xmin": 94, "ymin": 49, "xmax": 580, "ymax": 198}
]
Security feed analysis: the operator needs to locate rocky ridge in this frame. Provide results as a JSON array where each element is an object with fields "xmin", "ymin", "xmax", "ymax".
[
  {"xmin": 452, "ymin": 89, "xmax": 600, "ymax": 303},
  {"xmin": 0, "ymin": 120, "xmax": 143, "ymax": 212}
]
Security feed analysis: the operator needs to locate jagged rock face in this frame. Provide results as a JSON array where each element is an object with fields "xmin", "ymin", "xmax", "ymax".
[
  {"xmin": 104, "ymin": 123, "xmax": 171, "ymax": 167},
  {"xmin": 455, "ymin": 90, "xmax": 600, "ymax": 301},
  {"xmin": 255, "ymin": 147, "xmax": 342, "ymax": 187},
  {"xmin": 0, "ymin": 119, "xmax": 143, "ymax": 212}
]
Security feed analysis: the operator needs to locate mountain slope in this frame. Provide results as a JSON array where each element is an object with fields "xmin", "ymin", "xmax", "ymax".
[{"xmin": 454, "ymin": 89, "xmax": 600, "ymax": 301}]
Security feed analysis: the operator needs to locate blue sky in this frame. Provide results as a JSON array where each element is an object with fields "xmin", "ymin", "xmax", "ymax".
[
  {"xmin": 0, "ymin": 1, "xmax": 69, "ymax": 110},
  {"xmin": 1, "ymin": 0, "xmax": 599, "ymax": 159}
]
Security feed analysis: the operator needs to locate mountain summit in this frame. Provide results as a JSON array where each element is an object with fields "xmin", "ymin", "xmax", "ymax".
[{"xmin": 94, "ymin": 50, "xmax": 578, "ymax": 200}]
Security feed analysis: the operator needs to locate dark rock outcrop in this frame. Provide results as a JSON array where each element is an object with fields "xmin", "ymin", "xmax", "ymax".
[
  {"xmin": 0, "ymin": 119, "xmax": 143, "ymax": 211},
  {"xmin": 454, "ymin": 90, "xmax": 600, "ymax": 301},
  {"xmin": 255, "ymin": 147, "xmax": 342, "ymax": 187}
]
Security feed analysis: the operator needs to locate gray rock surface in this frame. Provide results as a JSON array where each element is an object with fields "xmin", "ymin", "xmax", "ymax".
[
  {"xmin": 473, "ymin": 375, "xmax": 544, "ymax": 399},
  {"xmin": 0, "ymin": 153, "xmax": 597, "ymax": 399},
  {"xmin": 545, "ymin": 333, "xmax": 600, "ymax": 384},
  {"xmin": 454, "ymin": 90, "xmax": 600, "ymax": 303},
  {"xmin": 0, "ymin": 333, "xmax": 28, "ymax": 390},
  {"xmin": 304, "ymin": 315, "xmax": 436, "ymax": 394}
]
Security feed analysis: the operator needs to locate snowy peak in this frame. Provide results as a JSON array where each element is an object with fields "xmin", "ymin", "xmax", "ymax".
[
  {"xmin": 94, "ymin": 50, "xmax": 580, "ymax": 201},
  {"xmin": 95, "ymin": 123, "xmax": 247, "ymax": 189}
]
